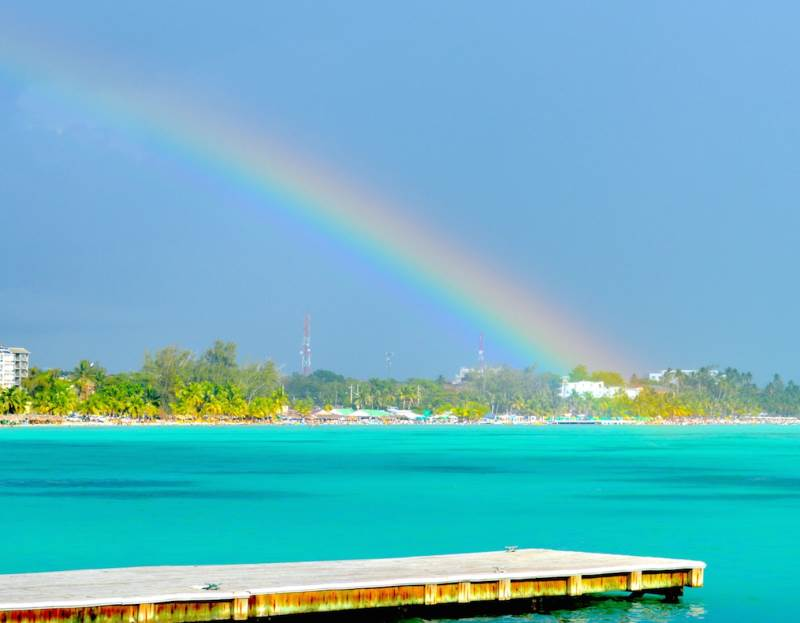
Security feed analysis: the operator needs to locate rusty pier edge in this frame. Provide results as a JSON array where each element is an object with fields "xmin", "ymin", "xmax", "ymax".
[{"xmin": 0, "ymin": 550, "xmax": 706, "ymax": 622}]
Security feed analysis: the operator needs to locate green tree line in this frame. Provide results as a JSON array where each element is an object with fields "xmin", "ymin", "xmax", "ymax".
[
  {"xmin": 279, "ymin": 364, "xmax": 800, "ymax": 419},
  {"xmin": 3, "ymin": 344, "xmax": 800, "ymax": 419},
  {"xmin": 2, "ymin": 341, "xmax": 287, "ymax": 420}
]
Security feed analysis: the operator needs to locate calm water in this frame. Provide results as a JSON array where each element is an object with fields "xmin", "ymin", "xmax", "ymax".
[{"xmin": 1, "ymin": 426, "xmax": 798, "ymax": 622}]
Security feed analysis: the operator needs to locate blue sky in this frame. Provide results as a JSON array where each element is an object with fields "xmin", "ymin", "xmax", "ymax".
[{"xmin": 1, "ymin": 2, "xmax": 799, "ymax": 380}]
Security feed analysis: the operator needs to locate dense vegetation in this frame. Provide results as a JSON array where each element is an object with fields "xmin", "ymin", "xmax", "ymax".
[
  {"xmin": 2, "ymin": 340, "xmax": 800, "ymax": 419},
  {"xmin": 285, "ymin": 365, "xmax": 800, "ymax": 419},
  {"xmin": 3, "ymin": 341, "xmax": 286, "ymax": 420}
]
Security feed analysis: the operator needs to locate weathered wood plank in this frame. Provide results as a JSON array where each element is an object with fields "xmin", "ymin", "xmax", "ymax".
[
  {"xmin": 497, "ymin": 578, "xmax": 511, "ymax": 601},
  {"xmin": 423, "ymin": 583, "xmax": 437, "ymax": 606},
  {"xmin": 566, "ymin": 575, "xmax": 583, "ymax": 596}
]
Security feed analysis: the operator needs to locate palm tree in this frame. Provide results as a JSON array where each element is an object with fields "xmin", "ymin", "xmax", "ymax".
[
  {"xmin": 33, "ymin": 379, "xmax": 76, "ymax": 415},
  {"xmin": 72, "ymin": 360, "xmax": 103, "ymax": 401},
  {"xmin": 6, "ymin": 386, "xmax": 30, "ymax": 414},
  {"xmin": 398, "ymin": 385, "xmax": 416, "ymax": 409}
]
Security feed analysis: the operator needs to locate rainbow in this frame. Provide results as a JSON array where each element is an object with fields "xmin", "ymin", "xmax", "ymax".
[{"xmin": 0, "ymin": 32, "xmax": 632, "ymax": 373}]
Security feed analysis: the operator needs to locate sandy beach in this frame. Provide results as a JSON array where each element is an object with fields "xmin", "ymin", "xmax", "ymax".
[{"xmin": 3, "ymin": 414, "xmax": 800, "ymax": 427}]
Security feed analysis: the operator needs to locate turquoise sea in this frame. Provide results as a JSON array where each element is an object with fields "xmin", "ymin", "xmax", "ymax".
[{"xmin": 1, "ymin": 426, "xmax": 798, "ymax": 622}]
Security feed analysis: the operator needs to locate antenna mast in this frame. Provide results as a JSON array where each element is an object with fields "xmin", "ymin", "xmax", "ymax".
[
  {"xmin": 300, "ymin": 313, "xmax": 312, "ymax": 375},
  {"xmin": 478, "ymin": 332, "xmax": 487, "ymax": 395}
]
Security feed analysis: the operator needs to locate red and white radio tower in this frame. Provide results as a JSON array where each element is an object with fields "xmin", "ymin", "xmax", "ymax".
[{"xmin": 300, "ymin": 313, "xmax": 312, "ymax": 375}]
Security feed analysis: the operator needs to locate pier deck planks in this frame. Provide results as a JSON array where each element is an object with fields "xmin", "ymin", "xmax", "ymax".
[{"xmin": 0, "ymin": 549, "xmax": 705, "ymax": 620}]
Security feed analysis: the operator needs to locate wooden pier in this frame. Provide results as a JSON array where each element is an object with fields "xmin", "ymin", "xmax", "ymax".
[{"xmin": 0, "ymin": 549, "xmax": 705, "ymax": 622}]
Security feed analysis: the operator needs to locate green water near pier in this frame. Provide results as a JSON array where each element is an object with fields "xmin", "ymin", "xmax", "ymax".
[{"xmin": 1, "ymin": 425, "xmax": 798, "ymax": 622}]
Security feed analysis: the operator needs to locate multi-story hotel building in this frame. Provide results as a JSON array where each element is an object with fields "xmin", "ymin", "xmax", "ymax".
[{"xmin": 0, "ymin": 346, "xmax": 30, "ymax": 388}]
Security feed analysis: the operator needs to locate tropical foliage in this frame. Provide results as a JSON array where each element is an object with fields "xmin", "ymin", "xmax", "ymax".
[
  {"xmin": 2, "ymin": 341, "xmax": 283, "ymax": 420},
  {"xmin": 283, "ymin": 364, "xmax": 800, "ymax": 419},
  {"xmin": 3, "ymin": 342, "xmax": 800, "ymax": 420}
]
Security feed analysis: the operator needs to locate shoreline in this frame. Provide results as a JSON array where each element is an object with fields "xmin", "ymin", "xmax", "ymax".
[{"xmin": 2, "ymin": 415, "xmax": 800, "ymax": 428}]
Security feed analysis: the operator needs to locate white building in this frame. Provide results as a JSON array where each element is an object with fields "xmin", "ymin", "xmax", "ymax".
[
  {"xmin": 452, "ymin": 367, "xmax": 474, "ymax": 385},
  {"xmin": 559, "ymin": 378, "xmax": 641, "ymax": 400},
  {"xmin": 0, "ymin": 346, "xmax": 30, "ymax": 389},
  {"xmin": 649, "ymin": 369, "xmax": 718, "ymax": 382}
]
